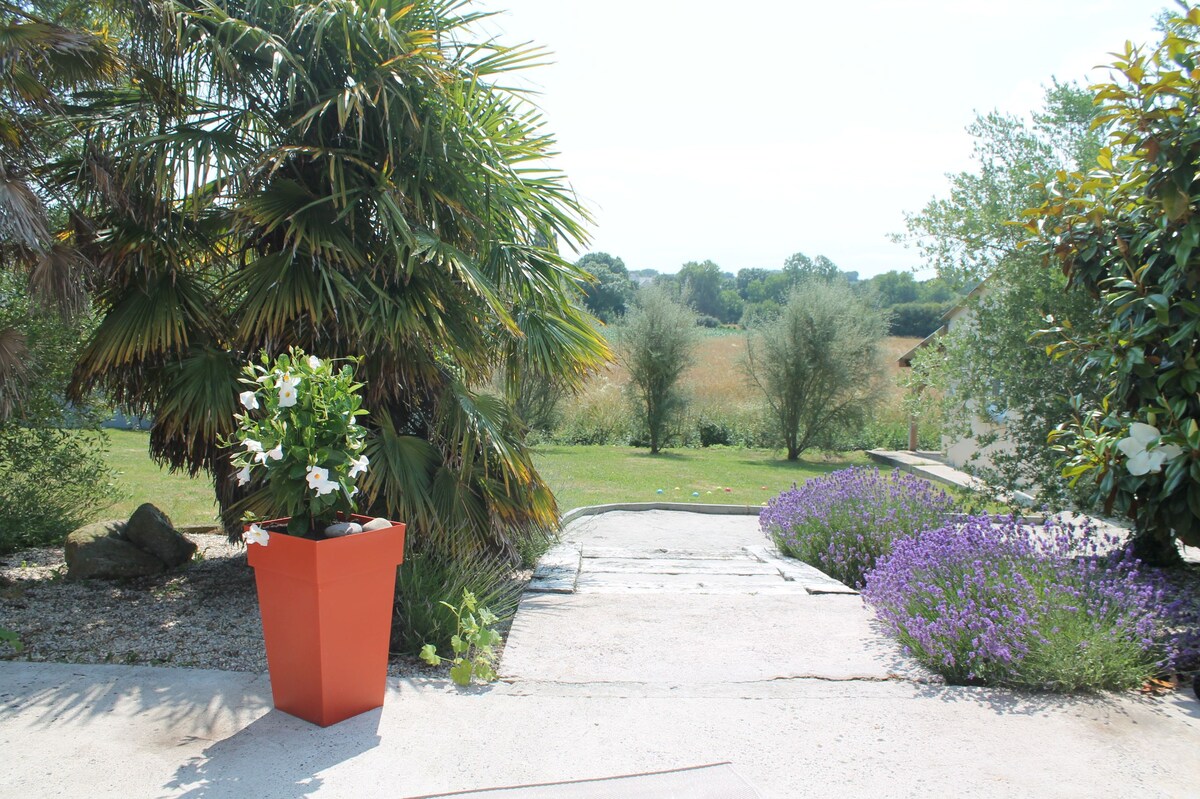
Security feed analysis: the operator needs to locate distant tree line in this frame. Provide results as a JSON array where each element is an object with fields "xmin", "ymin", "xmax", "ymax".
[{"xmin": 575, "ymin": 251, "xmax": 962, "ymax": 338}]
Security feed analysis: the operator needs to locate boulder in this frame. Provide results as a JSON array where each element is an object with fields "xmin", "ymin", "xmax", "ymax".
[
  {"xmin": 64, "ymin": 521, "xmax": 165, "ymax": 580},
  {"xmin": 124, "ymin": 503, "xmax": 196, "ymax": 568}
]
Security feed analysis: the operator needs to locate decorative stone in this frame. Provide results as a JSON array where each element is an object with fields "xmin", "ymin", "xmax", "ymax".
[
  {"xmin": 124, "ymin": 503, "xmax": 197, "ymax": 568},
  {"xmin": 324, "ymin": 521, "xmax": 363, "ymax": 538},
  {"xmin": 361, "ymin": 517, "xmax": 395, "ymax": 532},
  {"xmin": 64, "ymin": 521, "xmax": 166, "ymax": 580}
]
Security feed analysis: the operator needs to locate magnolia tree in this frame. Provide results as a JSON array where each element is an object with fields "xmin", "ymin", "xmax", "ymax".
[
  {"xmin": 230, "ymin": 349, "xmax": 369, "ymax": 539},
  {"xmin": 1030, "ymin": 9, "xmax": 1200, "ymax": 564}
]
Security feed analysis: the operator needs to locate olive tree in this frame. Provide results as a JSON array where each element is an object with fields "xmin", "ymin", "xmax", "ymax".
[
  {"xmin": 747, "ymin": 281, "xmax": 890, "ymax": 460},
  {"xmin": 618, "ymin": 286, "xmax": 698, "ymax": 454}
]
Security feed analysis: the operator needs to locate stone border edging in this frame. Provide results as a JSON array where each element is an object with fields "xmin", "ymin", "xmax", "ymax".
[{"xmin": 559, "ymin": 501, "xmax": 762, "ymax": 527}]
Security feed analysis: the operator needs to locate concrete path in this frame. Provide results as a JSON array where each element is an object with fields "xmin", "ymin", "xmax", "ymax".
[{"xmin": 3, "ymin": 509, "xmax": 1200, "ymax": 798}]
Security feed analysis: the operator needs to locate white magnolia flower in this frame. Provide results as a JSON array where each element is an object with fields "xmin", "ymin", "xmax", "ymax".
[
  {"xmin": 245, "ymin": 523, "xmax": 270, "ymax": 547},
  {"xmin": 236, "ymin": 464, "xmax": 252, "ymax": 486},
  {"xmin": 1117, "ymin": 422, "xmax": 1184, "ymax": 476},
  {"xmin": 307, "ymin": 355, "xmax": 322, "ymax": 370},
  {"xmin": 244, "ymin": 438, "xmax": 263, "ymax": 454},
  {"xmin": 348, "ymin": 454, "xmax": 369, "ymax": 479},
  {"xmin": 239, "ymin": 390, "xmax": 260, "ymax": 410},
  {"xmin": 278, "ymin": 384, "xmax": 297, "ymax": 407}
]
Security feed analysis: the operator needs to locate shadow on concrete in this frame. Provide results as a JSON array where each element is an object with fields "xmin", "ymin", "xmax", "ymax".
[
  {"xmin": 0, "ymin": 662, "xmax": 270, "ymax": 734},
  {"xmin": 165, "ymin": 707, "xmax": 383, "ymax": 797}
]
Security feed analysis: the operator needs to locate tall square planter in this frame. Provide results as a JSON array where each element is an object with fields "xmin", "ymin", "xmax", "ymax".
[{"xmin": 247, "ymin": 516, "xmax": 406, "ymax": 727}]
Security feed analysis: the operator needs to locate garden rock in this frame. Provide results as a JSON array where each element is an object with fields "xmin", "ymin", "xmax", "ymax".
[
  {"xmin": 324, "ymin": 521, "xmax": 363, "ymax": 538},
  {"xmin": 361, "ymin": 517, "xmax": 394, "ymax": 532},
  {"xmin": 64, "ymin": 521, "xmax": 165, "ymax": 580},
  {"xmin": 123, "ymin": 503, "xmax": 196, "ymax": 568}
]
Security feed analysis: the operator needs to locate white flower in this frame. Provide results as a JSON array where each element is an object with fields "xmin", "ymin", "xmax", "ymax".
[
  {"xmin": 306, "ymin": 465, "xmax": 330, "ymax": 489},
  {"xmin": 244, "ymin": 438, "xmax": 263, "ymax": 454},
  {"xmin": 278, "ymin": 371, "xmax": 301, "ymax": 390},
  {"xmin": 348, "ymin": 454, "xmax": 369, "ymax": 479},
  {"xmin": 236, "ymin": 464, "xmax": 251, "ymax": 486},
  {"xmin": 278, "ymin": 384, "xmax": 297, "ymax": 407},
  {"xmin": 1116, "ymin": 422, "xmax": 1184, "ymax": 476},
  {"xmin": 239, "ymin": 390, "xmax": 260, "ymax": 410},
  {"xmin": 266, "ymin": 443, "xmax": 284, "ymax": 461},
  {"xmin": 245, "ymin": 523, "xmax": 269, "ymax": 546},
  {"xmin": 306, "ymin": 465, "xmax": 340, "ymax": 495},
  {"xmin": 307, "ymin": 355, "xmax": 322, "ymax": 370}
]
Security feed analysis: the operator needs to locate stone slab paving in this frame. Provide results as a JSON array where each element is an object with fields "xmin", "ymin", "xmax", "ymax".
[
  {"xmin": 525, "ymin": 542, "xmax": 581, "ymax": 594},
  {"xmin": 2, "ymin": 508, "xmax": 1200, "ymax": 798}
]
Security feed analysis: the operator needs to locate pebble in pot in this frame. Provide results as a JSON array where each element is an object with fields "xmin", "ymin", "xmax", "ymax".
[
  {"xmin": 361, "ymin": 517, "xmax": 395, "ymax": 532},
  {"xmin": 324, "ymin": 521, "xmax": 363, "ymax": 538}
]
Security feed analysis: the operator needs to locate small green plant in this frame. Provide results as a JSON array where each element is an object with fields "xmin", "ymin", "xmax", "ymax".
[
  {"xmin": 0, "ymin": 626, "xmax": 22, "ymax": 653},
  {"xmin": 419, "ymin": 589, "xmax": 502, "ymax": 686}
]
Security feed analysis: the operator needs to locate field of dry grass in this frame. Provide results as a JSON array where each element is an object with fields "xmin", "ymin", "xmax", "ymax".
[
  {"xmin": 585, "ymin": 332, "xmax": 922, "ymax": 407},
  {"xmin": 553, "ymin": 332, "xmax": 929, "ymax": 449}
]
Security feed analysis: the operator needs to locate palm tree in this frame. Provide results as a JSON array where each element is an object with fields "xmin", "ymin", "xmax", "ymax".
[
  {"xmin": 0, "ymin": 2, "xmax": 119, "ymax": 413},
  {"xmin": 54, "ymin": 0, "xmax": 607, "ymax": 557}
]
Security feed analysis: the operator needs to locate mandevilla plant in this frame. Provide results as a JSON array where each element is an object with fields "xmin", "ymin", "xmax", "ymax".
[{"xmin": 229, "ymin": 348, "xmax": 369, "ymax": 538}]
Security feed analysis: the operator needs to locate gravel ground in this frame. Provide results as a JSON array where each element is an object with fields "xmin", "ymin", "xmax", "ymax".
[{"xmin": 0, "ymin": 533, "xmax": 447, "ymax": 677}]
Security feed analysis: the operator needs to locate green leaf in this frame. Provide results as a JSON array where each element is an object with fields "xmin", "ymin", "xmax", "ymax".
[
  {"xmin": 418, "ymin": 643, "xmax": 440, "ymax": 665},
  {"xmin": 449, "ymin": 660, "xmax": 473, "ymax": 686},
  {"xmin": 472, "ymin": 658, "xmax": 497, "ymax": 683},
  {"xmin": 450, "ymin": 634, "xmax": 468, "ymax": 655}
]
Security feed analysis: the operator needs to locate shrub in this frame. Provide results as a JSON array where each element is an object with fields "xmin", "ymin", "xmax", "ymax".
[
  {"xmin": 746, "ymin": 282, "xmax": 890, "ymax": 460},
  {"xmin": 391, "ymin": 550, "xmax": 522, "ymax": 657},
  {"xmin": 0, "ymin": 427, "xmax": 120, "ymax": 554},
  {"xmin": 617, "ymin": 286, "xmax": 698, "ymax": 453},
  {"xmin": 760, "ymin": 468, "xmax": 955, "ymax": 587},
  {"xmin": 863, "ymin": 515, "xmax": 1178, "ymax": 691}
]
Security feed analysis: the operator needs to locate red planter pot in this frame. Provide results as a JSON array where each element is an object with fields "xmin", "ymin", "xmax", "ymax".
[{"xmin": 247, "ymin": 515, "xmax": 406, "ymax": 727}]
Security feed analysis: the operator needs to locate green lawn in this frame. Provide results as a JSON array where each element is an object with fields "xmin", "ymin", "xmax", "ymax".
[
  {"xmin": 101, "ymin": 430, "xmax": 220, "ymax": 526},
  {"xmin": 98, "ymin": 431, "xmax": 868, "ymax": 525},
  {"xmin": 531, "ymin": 445, "xmax": 867, "ymax": 512}
]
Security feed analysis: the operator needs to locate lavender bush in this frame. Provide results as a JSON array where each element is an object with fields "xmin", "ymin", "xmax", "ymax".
[
  {"xmin": 863, "ymin": 515, "xmax": 1180, "ymax": 691},
  {"xmin": 760, "ymin": 468, "xmax": 956, "ymax": 587}
]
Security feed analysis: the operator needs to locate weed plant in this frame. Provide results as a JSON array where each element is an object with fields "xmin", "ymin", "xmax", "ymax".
[
  {"xmin": 760, "ymin": 468, "xmax": 956, "ymax": 587},
  {"xmin": 863, "ymin": 515, "xmax": 1184, "ymax": 691}
]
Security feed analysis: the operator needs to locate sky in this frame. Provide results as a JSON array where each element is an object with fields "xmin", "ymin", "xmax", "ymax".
[{"xmin": 474, "ymin": 0, "xmax": 1169, "ymax": 278}]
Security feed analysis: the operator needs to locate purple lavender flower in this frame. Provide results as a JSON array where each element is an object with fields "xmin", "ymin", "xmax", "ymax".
[
  {"xmin": 862, "ymin": 514, "xmax": 1180, "ymax": 691},
  {"xmin": 760, "ymin": 468, "xmax": 955, "ymax": 587}
]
